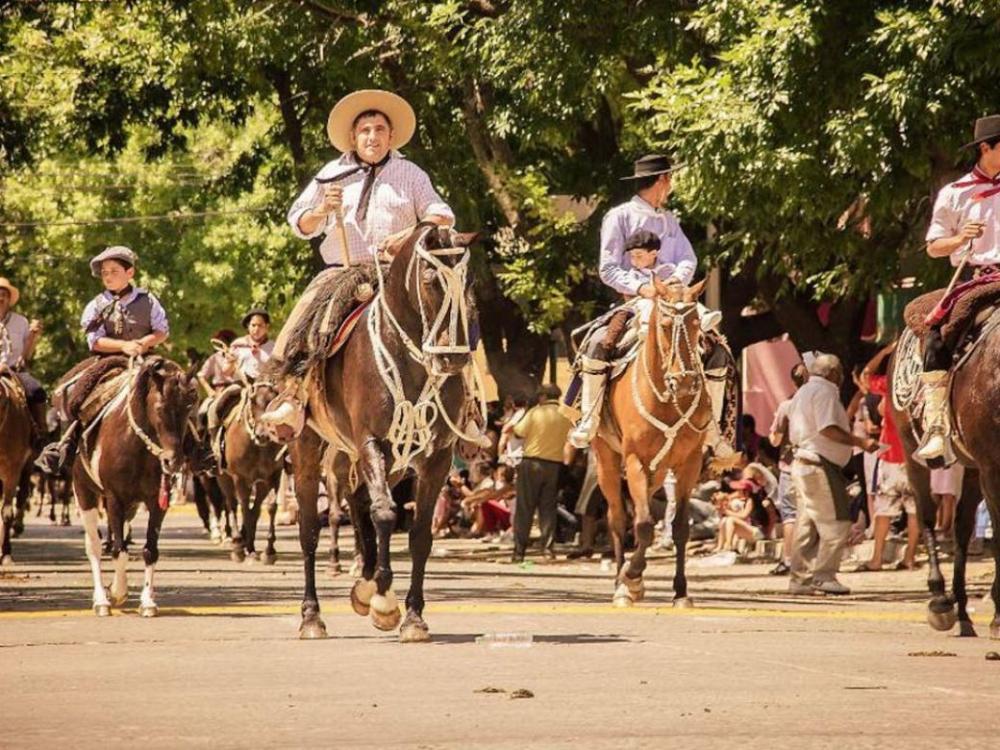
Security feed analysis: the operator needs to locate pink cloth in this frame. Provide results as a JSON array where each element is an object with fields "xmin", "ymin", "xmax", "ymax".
[
  {"xmin": 930, "ymin": 465, "xmax": 965, "ymax": 496},
  {"xmin": 741, "ymin": 337, "xmax": 803, "ymax": 441}
]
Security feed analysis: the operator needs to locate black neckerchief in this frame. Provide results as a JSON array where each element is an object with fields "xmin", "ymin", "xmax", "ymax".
[{"xmin": 314, "ymin": 152, "xmax": 392, "ymax": 225}]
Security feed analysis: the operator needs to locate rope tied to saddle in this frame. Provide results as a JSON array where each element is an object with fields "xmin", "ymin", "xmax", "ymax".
[{"xmin": 630, "ymin": 297, "xmax": 711, "ymax": 473}]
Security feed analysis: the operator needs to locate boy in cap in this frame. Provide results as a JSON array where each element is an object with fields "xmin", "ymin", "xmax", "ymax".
[
  {"xmin": 36, "ymin": 246, "xmax": 169, "ymax": 474},
  {"xmin": 230, "ymin": 308, "xmax": 274, "ymax": 382},
  {"xmin": 0, "ymin": 277, "xmax": 46, "ymax": 434}
]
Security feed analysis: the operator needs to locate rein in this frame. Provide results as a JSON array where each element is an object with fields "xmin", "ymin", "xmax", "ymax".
[
  {"xmin": 630, "ymin": 297, "xmax": 710, "ymax": 472},
  {"xmin": 367, "ymin": 227, "xmax": 488, "ymax": 473}
]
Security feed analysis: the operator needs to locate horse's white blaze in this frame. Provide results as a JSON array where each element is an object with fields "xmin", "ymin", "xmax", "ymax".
[
  {"xmin": 81, "ymin": 507, "xmax": 109, "ymax": 607},
  {"xmin": 141, "ymin": 563, "xmax": 156, "ymax": 610}
]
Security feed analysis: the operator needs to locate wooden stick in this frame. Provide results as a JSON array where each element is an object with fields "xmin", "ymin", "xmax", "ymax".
[
  {"xmin": 941, "ymin": 238, "xmax": 976, "ymax": 299},
  {"xmin": 335, "ymin": 206, "xmax": 351, "ymax": 268}
]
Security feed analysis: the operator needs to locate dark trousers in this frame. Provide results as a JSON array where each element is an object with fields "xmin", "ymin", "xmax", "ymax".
[{"xmin": 513, "ymin": 457, "xmax": 562, "ymax": 555}]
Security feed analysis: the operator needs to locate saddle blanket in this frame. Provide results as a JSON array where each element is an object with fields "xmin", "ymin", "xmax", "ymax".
[{"xmin": 904, "ymin": 276, "xmax": 1000, "ymax": 344}]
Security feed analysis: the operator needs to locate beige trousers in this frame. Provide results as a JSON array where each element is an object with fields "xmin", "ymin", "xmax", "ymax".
[{"xmin": 789, "ymin": 460, "xmax": 850, "ymax": 585}]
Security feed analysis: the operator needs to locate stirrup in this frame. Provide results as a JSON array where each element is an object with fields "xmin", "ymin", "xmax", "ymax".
[{"xmin": 260, "ymin": 395, "xmax": 305, "ymax": 443}]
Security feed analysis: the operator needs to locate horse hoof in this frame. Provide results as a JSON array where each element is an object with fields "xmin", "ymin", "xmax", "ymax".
[
  {"xmin": 350, "ymin": 579, "xmax": 376, "ymax": 617},
  {"xmin": 0, "ymin": 554, "xmax": 13, "ymax": 567},
  {"xmin": 399, "ymin": 615, "xmax": 431, "ymax": 643},
  {"xmin": 299, "ymin": 618, "xmax": 328, "ymax": 640},
  {"xmin": 927, "ymin": 604, "xmax": 958, "ymax": 632},
  {"xmin": 328, "ymin": 562, "xmax": 344, "ymax": 577},
  {"xmin": 94, "ymin": 604, "xmax": 111, "ymax": 617},
  {"xmin": 109, "ymin": 590, "xmax": 128, "ymax": 608},
  {"xmin": 230, "ymin": 549, "xmax": 245, "ymax": 563},
  {"xmin": 673, "ymin": 597, "xmax": 694, "ymax": 609},
  {"xmin": 613, "ymin": 595, "xmax": 633, "ymax": 608},
  {"xmin": 958, "ymin": 620, "xmax": 978, "ymax": 638},
  {"xmin": 139, "ymin": 604, "xmax": 158, "ymax": 618},
  {"xmin": 261, "ymin": 551, "xmax": 277, "ymax": 566},
  {"xmin": 370, "ymin": 592, "xmax": 402, "ymax": 632}
]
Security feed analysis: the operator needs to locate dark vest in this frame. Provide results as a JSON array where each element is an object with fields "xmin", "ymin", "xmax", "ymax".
[{"xmin": 94, "ymin": 291, "xmax": 155, "ymax": 341}]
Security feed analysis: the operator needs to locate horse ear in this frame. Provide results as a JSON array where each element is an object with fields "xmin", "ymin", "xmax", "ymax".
[
  {"xmin": 685, "ymin": 278, "xmax": 708, "ymax": 302},
  {"xmin": 451, "ymin": 230, "xmax": 480, "ymax": 247}
]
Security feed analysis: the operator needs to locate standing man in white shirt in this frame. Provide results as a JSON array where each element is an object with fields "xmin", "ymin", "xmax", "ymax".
[
  {"xmin": 919, "ymin": 115, "xmax": 1000, "ymax": 463},
  {"xmin": 787, "ymin": 354, "xmax": 878, "ymax": 595}
]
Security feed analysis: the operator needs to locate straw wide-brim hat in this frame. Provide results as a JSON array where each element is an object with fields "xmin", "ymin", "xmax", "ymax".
[
  {"xmin": 0, "ymin": 277, "xmax": 19, "ymax": 306},
  {"xmin": 326, "ymin": 89, "xmax": 416, "ymax": 154}
]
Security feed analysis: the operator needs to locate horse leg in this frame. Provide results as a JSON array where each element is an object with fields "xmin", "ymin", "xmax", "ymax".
[
  {"xmin": 192, "ymin": 475, "xmax": 212, "ymax": 534},
  {"xmin": 220, "ymin": 476, "xmax": 244, "ymax": 563},
  {"xmin": 75, "ymin": 473, "xmax": 111, "ymax": 616},
  {"xmin": 328, "ymin": 500, "xmax": 343, "ymax": 574},
  {"xmin": 105, "ymin": 496, "xmax": 130, "ymax": 609},
  {"xmin": 348, "ymin": 483, "xmax": 379, "ymax": 617},
  {"xmin": 360, "ymin": 438, "xmax": 401, "ymax": 631},
  {"xmin": 261, "ymin": 476, "xmax": 279, "ymax": 565},
  {"xmin": 619, "ymin": 453, "xmax": 651, "ymax": 605},
  {"xmin": 400, "ymin": 452, "xmax": 451, "ymax": 643},
  {"xmin": 0, "ymin": 484, "xmax": 13, "ymax": 566},
  {"xmin": 138, "ymin": 501, "xmax": 165, "ymax": 617},
  {"xmin": 291, "ymin": 429, "xmax": 326, "ymax": 639},
  {"xmin": 242, "ymin": 479, "xmax": 261, "ymax": 563},
  {"xmin": 671, "ymin": 456, "xmax": 702, "ymax": 608},
  {"xmin": 952, "ymin": 481, "xmax": 980, "ymax": 637},
  {"xmin": 905, "ymin": 454, "xmax": 953, "ymax": 630},
  {"xmin": 593, "ymin": 439, "xmax": 629, "ymax": 605},
  {"xmin": 975, "ymin": 469, "xmax": 1000, "ymax": 639}
]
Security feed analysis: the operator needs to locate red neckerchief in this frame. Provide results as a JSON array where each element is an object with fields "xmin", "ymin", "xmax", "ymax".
[{"xmin": 953, "ymin": 166, "xmax": 1000, "ymax": 201}]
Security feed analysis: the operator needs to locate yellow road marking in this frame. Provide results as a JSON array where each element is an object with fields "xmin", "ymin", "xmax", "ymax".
[{"xmin": 0, "ymin": 600, "xmax": 989, "ymax": 625}]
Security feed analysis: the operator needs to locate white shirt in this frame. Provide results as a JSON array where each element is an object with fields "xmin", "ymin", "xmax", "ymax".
[
  {"xmin": 231, "ymin": 336, "xmax": 274, "ymax": 381},
  {"xmin": 287, "ymin": 151, "xmax": 454, "ymax": 266},
  {"xmin": 0, "ymin": 311, "xmax": 30, "ymax": 367},
  {"xmin": 599, "ymin": 195, "xmax": 697, "ymax": 296},
  {"xmin": 926, "ymin": 168, "xmax": 1000, "ymax": 266},
  {"xmin": 788, "ymin": 375, "xmax": 852, "ymax": 468}
]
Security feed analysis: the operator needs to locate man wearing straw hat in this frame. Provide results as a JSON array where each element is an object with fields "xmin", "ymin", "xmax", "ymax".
[
  {"xmin": 262, "ymin": 89, "xmax": 455, "ymax": 432},
  {"xmin": 0, "ymin": 277, "xmax": 46, "ymax": 435},
  {"xmin": 918, "ymin": 115, "xmax": 1000, "ymax": 463}
]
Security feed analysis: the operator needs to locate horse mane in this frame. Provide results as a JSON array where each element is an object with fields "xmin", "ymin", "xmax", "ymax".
[{"xmin": 133, "ymin": 357, "xmax": 184, "ymax": 409}]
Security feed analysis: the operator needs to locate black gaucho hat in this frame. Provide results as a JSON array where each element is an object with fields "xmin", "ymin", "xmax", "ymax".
[
  {"xmin": 623, "ymin": 230, "xmax": 661, "ymax": 252},
  {"xmin": 241, "ymin": 307, "xmax": 271, "ymax": 329},
  {"xmin": 620, "ymin": 154, "xmax": 679, "ymax": 181},
  {"xmin": 964, "ymin": 115, "xmax": 1000, "ymax": 149}
]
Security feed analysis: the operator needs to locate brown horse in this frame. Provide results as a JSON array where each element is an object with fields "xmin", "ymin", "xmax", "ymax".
[
  {"xmin": 592, "ymin": 277, "xmax": 711, "ymax": 607},
  {"xmin": 890, "ymin": 329, "xmax": 1000, "ymax": 638},
  {"xmin": 290, "ymin": 224, "xmax": 478, "ymax": 641},
  {"xmin": 0, "ymin": 370, "xmax": 34, "ymax": 565},
  {"xmin": 214, "ymin": 381, "xmax": 284, "ymax": 564},
  {"xmin": 70, "ymin": 356, "xmax": 198, "ymax": 616}
]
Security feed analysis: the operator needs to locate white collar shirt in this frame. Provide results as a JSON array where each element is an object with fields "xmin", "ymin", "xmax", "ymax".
[
  {"xmin": 231, "ymin": 335, "xmax": 274, "ymax": 380},
  {"xmin": 788, "ymin": 375, "xmax": 852, "ymax": 468},
  {"xmin": 287, "ymin": 151, "xmax": 455, "ymax": 266},
  {"xmin": 599, "ymin": 195, "xmax": 697, "ymax": 296},
  {"xmin": 1, "ymin": 311, "xmax": 30, "ymax": 367},
  {"xmin": 927, "ymin": 168, "xmax": 1000, "ymax": 266}
]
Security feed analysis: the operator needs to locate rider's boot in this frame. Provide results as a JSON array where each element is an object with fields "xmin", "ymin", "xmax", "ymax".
[
  {"xmin": 916, "ymin": 370, "xmax": 954, "ymax": 464},
  {"xmin": 704, "ymin": 366, "xmax": 738, "ymax": 466},
  {"xmin": 569, "ymin": 354, "xmax": 610, "ymax": 449},
  {"xmin": 35, "ymin": 421, "xmax": 81, "ymax": 476},
  {"xmin": 260, "ymin": 375, "xmax": 306, "ymax": 443}
]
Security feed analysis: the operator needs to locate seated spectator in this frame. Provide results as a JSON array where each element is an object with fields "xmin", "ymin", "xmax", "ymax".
[
  {"xmin": 462, "ymin": 464, "xmax": 516, "ymax": 538},
  {"xmin": 432, "ymin": 469, "xmax": 472, "ymax": 538}
]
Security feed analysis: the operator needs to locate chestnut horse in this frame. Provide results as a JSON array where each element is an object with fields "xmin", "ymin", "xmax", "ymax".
[
  {"xmin": 70, "ymin": 356, "xmax": 198, "ymax": 616},
  {"xmin": 214, "ymin": 381, "xmax": 284, "ymax": 564},
  {"xmin": 0, "ymin": 370, "xmax": 33, "ymax": 565},
  {"xmin": 290, "ymin": 224, "xmax": 479, "ymax": 641},
  {"xmin": 890, "ymin": 329, "xmax": 1000, "ymax": 638},
  {"xmin": 592, "ymin": 278, "xmax": 711, "ymax": 607}
]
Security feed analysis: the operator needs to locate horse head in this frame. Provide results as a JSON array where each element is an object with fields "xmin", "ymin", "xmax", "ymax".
[
  {"xmin": 649, "ymin": 277, "xmax": 707, "ymax": 375},
  {"xmin": 389, "ymin": 224, "xmax": 479, "ymax": 377},
  {"xmin": 246, "ymin": 380, "xmax": 282, "ymax": 443},
  {"xmin": 136, "ymin": 358, "xmax": 199, "ymax": 473}
]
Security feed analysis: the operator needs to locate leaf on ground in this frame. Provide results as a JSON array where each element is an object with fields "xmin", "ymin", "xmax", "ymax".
[
  {"xmin": 509, "ymin": 689, "xmax": 534, "ymax": 699},
  {"xmin": 475, "ymin": 686, "xmax": 506, "ymax": 694},
  {"xmin": 907, "ymin": 650, "xmax": 957, "ymax": 657}
]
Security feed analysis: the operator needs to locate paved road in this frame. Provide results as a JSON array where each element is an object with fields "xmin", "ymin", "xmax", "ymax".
[{"xmin": 3, "ymin": 505, "xmax": 1000, "ymax": 748}]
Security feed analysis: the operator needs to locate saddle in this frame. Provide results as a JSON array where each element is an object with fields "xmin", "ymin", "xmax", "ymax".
[
  {"xmin": 904, "ymin": 277, "xmax": 1000, "ymax": 348},
  {"xmin": 0, "ymin": 369, "xmax": 27, "ymax": 409}
]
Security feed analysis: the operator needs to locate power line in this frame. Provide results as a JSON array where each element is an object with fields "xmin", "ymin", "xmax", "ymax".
[{"xmin": 0, "ymin": 207, "xmax": 273, "ymax": 229}]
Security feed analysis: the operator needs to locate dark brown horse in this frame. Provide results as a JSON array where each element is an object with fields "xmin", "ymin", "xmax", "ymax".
[
  {"xmin": 0, "ymin": 370, "xmax": 34, "ymax": 565},
  {"xmin": 290, "ymin": 224, "xmax": 478, "ymax": 641},
  {"xmin": 70, "ymin": 356, "xmax": 198, "ymax": 616},
  {"xmin": 214, "ymin": 381, "xmax": 284, "ymax": 564},
  {"xmin": 592, "ymin": 278, "xmax": 711, "ymax": 607},
  {"xmin": 890, "ymin": 328, "xmax": 1000, "ymax": 639}
]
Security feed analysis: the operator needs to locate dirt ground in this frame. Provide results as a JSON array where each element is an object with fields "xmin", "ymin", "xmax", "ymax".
[{"xmin": 2, "ymin": 505, "xmax": 1000, "ymax": 749}]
